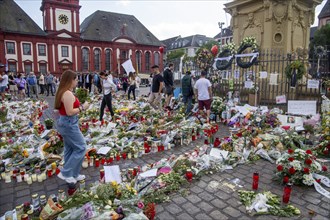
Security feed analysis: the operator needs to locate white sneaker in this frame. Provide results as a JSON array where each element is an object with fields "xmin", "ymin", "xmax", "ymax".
[
  {"xmin": 75, "ymin": 174, "xmax": 86, "ymax": 181},
  {"xmin": 57, "ymin": 172, "xmax": 77, "ymax": 184}
]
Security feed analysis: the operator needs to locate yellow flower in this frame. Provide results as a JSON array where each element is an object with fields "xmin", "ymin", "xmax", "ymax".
[{"xmin": 111, "ymin": 181, "xmax": 118, "ymax": 187}]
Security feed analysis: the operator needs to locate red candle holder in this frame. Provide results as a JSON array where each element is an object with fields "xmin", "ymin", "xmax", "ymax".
[
  {"xmin": 161, "ymin": 145, "xmax": 164, "ymax": 151},
  {"xmin": 213, "ymin": 137, "xmax": 221, "ymax": 148},
  {"xmin": 101, "ymin": 158, "xmax": 106, "ymax": 165},
  {"xmin": 192, "ymin": 135, "xmax": 196, "ymax": 141},
  {"xmin": 252, "ymin": 172, "xmax": 259, "ymax": 190},
  {"xmin": 282, "ymin": 184, "xmax": 292, "ymax": 204},
  {"xmin": 95, "ymin": 158, "xmax": 100, "ymax": 167},
  {"xmin": 144, "ymin": 141, "xmax": 148, "ymax": 148},
  {"xmin": 133, "ymin": 168, "xmax": 137, "ymax": 177},
  {"xmin": 56, "ymin": 168, "xmax": 60, "ymax": 175},
  {"xmin": 204, "ymin": 139, "xmax": 209, "ymax": 145},
  {"xmin": 68, "ymin": 186, "xmax": 76, "ymax": 196},
  {"xmin": 157, "ymin": 146, "xmax": 161, "ymax": 152},
  {"xmin": 100, "ymin": 169, "xmax": 105, "ymax": 180},
  {"xmin": 186, "ymin": 169, "xmax": 193, "ymax": 182},
  {"xmin": 116, "ymin": 154, "xmax": 121, "ymax": 161},
  {"xmin": 122, "ymin": 152, "xmax": 127, "ymax": 160},
  {"xmin": 47, "ymin": 168, "xmax": 53, "ymax": 178}
]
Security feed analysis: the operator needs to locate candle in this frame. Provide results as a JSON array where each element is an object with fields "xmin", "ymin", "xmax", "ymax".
[
  {"xmin": 127, "ymin": 152, "xmax": 132, "ymax": 159},
  {"xmin": 82, "ymin": 157, "xmax": 88, "ymax": 168},
  {"xmin": 24, "ymin": 174, "xmax": 29, "ymax": 182},
  {"xmin": 16, "ymin": 174, "xmax": 22, "ymax": 183},
  {"xmin": 186, "ymin": 169, "xmax": 193, "ymax": 182},
  {"xmin": 26, "ymin": 176, "xmax": 32, "ymax": 185},
  {"xmin": 37, "ymin": 174, "xmax": 43, "ymax": 182},
  {"xmin": 122, "ymin": 152, "xmax": 127, "ymax": 160},
  {"xmin": 89, "ymin": 157, "xmax": 94, "ymax": 166},
  {"xmin": 168, "ymin": 143, "xmax": 171, "ymax": 150},
  {"xmin": 41, "ymin": 172, "xmax": 47, "ymax": 181},
  {"xmin": 282, "ymin": 184, "xmax": 292, "ymax": 204},
  {"xmin": 95, "ymin": 158, "xmax": 100, "ymax": 167},
  {"xmin": 1, "ymin": 171, "xmax": 6, "ymax": 179},
  {"xmin": 31, "ymin": 174, "xmax": 37, "ymax": 182},
  {"xmin": 47, "ymin": 168, "xmax": 53, "ymax": 177},
  {"xmin": 5, "ymin": 171, "xmax": 11, "ymax": 183},
  {"xmin": 116, "ymin": 154, "xmax": 120, "ymax": 161},
  {"xmin": 252, "ymin": 172, "xmax": 259, "ymax": 190},
  {"xmin": 56, "ymin": 168, "xmax": 60, "ymax": 175},
  {"xmin": 101, "ymin": 158, "xmax": 106, "ymax": 165},
  {"xmin": 100, "ymin": 169, "xmax": 105, "ymax": 181}
]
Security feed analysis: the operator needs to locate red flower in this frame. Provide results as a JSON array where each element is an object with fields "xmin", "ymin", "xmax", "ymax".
[
  {"xmin": 303, "ymin": 167, "xmax": 310, "ymax": 174},
  {"xmin": 289, "ymin": 167, "xmax": 296, "ymax": 174},
  {"xmin": 283, "ymin": 176, "xmax": 289, "ymax": 183},
  {"xmin": 324, "ymin": 150, "xmax": 329, "ymax": 155},
  {"xmin": 306, "ymin": 149, "xmax": 312, "ymax": 155},
  {"xmin": 288, "ymin": 149, "xmax": 294, "ymax": 154},
  {"xmin": 316, "ymin": 179, "xmax": 321, "ymax": 183},
  {"xmin": 305, "ymin": 158, "xmax": 313, "ymax": 165},
  {"xmin": 288, "ymin": 157, "xmax": 294, "ymax": 162},
  {"xmin": 277, "ymin": 165, "xmax": 283, "ymax": 171},
  {"xmin": 322, "ymin": 166, "xmax": 328, "ymax": 172}
]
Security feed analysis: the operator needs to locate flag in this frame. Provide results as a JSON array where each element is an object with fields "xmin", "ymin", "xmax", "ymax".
[{"xmin": 121, "ymin": 59, "xmax": 135, "ymax": 74}]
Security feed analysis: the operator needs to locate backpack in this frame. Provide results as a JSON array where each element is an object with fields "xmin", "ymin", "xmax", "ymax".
[{"xmin": 27, "ymin": 76, "xmax": 36, "ymax": 85}]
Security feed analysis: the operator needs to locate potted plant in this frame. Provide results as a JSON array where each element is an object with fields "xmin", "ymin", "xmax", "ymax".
[{"xmin": 44, "ymin": 118, "xmax": 54, "ymax": 130}]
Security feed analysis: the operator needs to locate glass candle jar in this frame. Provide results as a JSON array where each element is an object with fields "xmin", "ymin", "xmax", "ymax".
[
  {"xmin": 252, "ymin": 172, "xmax": 259, "ymax": 190},
  {"xmin": 95, "ymin": 158, "xmax": 100, "ymax": 167},
  {"xmin": 5, "ymin": 170, "xmax": 11, "ymax": 183},
  {"xmin": 185, "ymin": 169, "xmax": 193, "ymax": 182},
  {"xmin": 40, "ymin": 195, "xmax": 47, "ymax": 208},
  {"xmin": 26, "ymin": 176, "xmax": 32, "ymax": 185},
  {"xmin": 82, "ymin": 156, "xmax": 88, "ymax": 168},
  {"xmin": 31, "ymin": 174, "xmax": 37, "ymax": 182},
  {"xmin": 41, "ymin": 172, "xmax": 46, "ymax": 180},
  {"xmin": 100, "ymin": 169, "xmax": 105, "ymax": 181},
  {"xmin": 89, "ymin": 157, "xmax": 94, "ymax": 167},
  {"xmin": 127, "ymin": 152, "xmax": 132, "ymax": 159},
  {"xmin": 282, "ymin": 184, "xmax": 292, "ymax": 204},
  {"xmin": 37, "ymin": 174, "xmax": 43, "ymax": 182}
]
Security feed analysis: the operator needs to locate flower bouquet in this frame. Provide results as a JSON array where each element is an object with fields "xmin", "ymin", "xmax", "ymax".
[
  {"xmin": 211, "ymin": 97, "xmax": 225, "ymax": 114},
  {"xmin": 275, "ymin": 149, "xmax": 327, "ymax": 186},
  {"xmin": 44, "ymin": 118, "xmax": 54, "ymax": 129},
  {"xmin": 75, "ymin": 88, "xmax": 89, "ymax": 103}
]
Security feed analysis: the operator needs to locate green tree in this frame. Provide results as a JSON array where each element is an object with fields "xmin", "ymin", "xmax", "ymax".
[
  {"xmin": 166, "ymin": 49, "xmax": 185, "ymax": 62},
  {"xmin": 309, "ymin": 24, "xmax": 330, "ymax": 58}
]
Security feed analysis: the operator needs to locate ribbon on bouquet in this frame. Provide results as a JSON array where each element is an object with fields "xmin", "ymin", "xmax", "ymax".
[
  {"xmin": 313, "ymin": 173, "xmax": 330, "ymax": 199},
  {"xmin": 214, "ymin": 55, "xmax": 234, "ymax": 62},
  {"xmin": 235, "ymin": 52, "xmax": 259, "ymax": 63}
]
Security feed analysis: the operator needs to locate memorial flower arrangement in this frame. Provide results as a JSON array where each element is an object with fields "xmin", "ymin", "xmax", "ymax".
[
  {"xmin": 240, "ymin": 36, "xmax": 258, "ymax": 51},
  {"xmin": 216, "ymin": 43, "xmax": 236, "ymax": 70},
  {"xmin": 196, "ymin": 49, "xmax": 213, "ymax": 70},
  {"xmin": 236, "ymin": 36, "xmax": 259, "ymax": 68},
  {"xmin": 285, "ymin": 60, "xmax": 306, "ymax": 81},
  {"xmin": 211, "ymin": 97, "xmax": 226, "ymax": 113},
  {"xmin": 275, "ymin": 149, "xmax": 326, "ymax": 186},
  {"xmin": 223, "ymin": 42, "xmax": 237, "ymax": 55}
]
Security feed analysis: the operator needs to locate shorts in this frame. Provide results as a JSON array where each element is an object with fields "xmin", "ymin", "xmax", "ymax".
[
  {"xmin": 0, "ymin": 86, "xmax": 6, "ymax": 93},
  {"xmin": 165, "ymin": 85, "xmax": 174, "ymax": 95},
  {"xmin": 9, "ymin": 85, "xmax": 18, "ymax": 92},
  {"xmin": 198, "ymin": 99, "xmax": 211, "ymax": 111}
]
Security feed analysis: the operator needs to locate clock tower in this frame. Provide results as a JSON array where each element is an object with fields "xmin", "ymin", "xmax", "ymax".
[{"xmin": 40, "ymin": 0, "xmax": 81, "ymax": 33}]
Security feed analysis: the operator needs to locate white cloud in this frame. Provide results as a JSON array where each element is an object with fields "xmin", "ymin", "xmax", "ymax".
[{"xmin": 116, "ymin": 0, "xmax": 131, "ymax": 7}]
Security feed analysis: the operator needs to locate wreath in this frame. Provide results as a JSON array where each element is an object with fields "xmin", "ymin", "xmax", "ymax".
[
  {"xmin": 196, "ymin": 49, "xmax": 213, "ymax": 70},
  {"xmin": 285, "ymin": 60, "xmax": 306, "ymax": 80},
  {"xmin": 216, "ymin": 43, "xmax": 236, "ymax": 70},
  {"xmin": 236, "ymin": 36, "xmax": 259, "ymax": 69}
]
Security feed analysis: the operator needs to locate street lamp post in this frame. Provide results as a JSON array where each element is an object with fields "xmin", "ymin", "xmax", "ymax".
[{"xmin": 218, "ymin": 22, "xmax": 225, "ymax": 51}]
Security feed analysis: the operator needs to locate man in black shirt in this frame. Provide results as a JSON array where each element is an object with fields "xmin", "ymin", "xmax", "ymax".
[
  {"xmin": 163, "ymin": 63, "xmax": 174, "ymax": 109},
  {"xmin": 148, "ymin": 65, "xmax": 164, "ymax": 110}
]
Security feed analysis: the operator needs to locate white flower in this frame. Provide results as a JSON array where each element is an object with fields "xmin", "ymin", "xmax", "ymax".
[
  {"xmin": 256, "ymin": 117, "xmax": 261, "ymax": 122},
  {"xmin": 302, "ymin": 174, "xmax": 314, "ymax": 186},
  {"xmin": 311, "ymin": 161, "xmax": 322, "ymax": 172},
  {"xmin": 290, "ymin": 160, "xmax": 302, "ymax": 171}
]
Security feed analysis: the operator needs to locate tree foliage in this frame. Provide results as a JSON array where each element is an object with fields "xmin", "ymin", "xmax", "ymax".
[
  {"xmin": 309, "ymin": 24, "xmax": 330, "ymax": 58},
  {"xmin": 166, "ymin": 49, "xmax": 185, "ymax": 62}
]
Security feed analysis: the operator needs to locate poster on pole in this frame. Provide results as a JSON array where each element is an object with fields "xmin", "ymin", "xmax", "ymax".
[{"xmin": 121, "ymin": 59, "xmax": 135, "ymax": 74}]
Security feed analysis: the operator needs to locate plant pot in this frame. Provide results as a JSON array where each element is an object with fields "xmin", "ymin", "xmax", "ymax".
[{"xmin": 46, "ymin": 125, "xmax": 53, "ymax": 130}]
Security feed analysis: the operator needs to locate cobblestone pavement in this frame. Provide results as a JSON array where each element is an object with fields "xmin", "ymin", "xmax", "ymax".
[{"xmin": 1, "ymin": 89, "xmax": 330, "ymax": 219}]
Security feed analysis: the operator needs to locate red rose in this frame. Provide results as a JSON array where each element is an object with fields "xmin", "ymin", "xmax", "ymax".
[
  {"xmin": 289, "ymin": 167, "xmax": 296, "ymax": 174},
  {"xmin": 288, "ymin": 149, "xmax": 294, "ymax": 154},
  {"xmin": 305, "ymin": 158, "xmax": 313, "ymax": 165},
  {"xmin": 277, "ymin": 165, "xmax": 283, "ymax": 171},
  {"xmin": 303, "ymin": 167, "xmax": 310, "ymax": 174},
  {"xmin": 306, "ymin": 149, "xmax": 312, "ymax": 155},
  {"xmin": 324, "ymin": 150, "xmax": 329, "ymax": 155},
  {"xmin": 288, "ymin": 157, "xmax": 294, "ymax": 162},
  {"xmin": 316, "ymin": 179, "xmax": 321, "ymax": 183},
  {"xmin": 283, "ymin": 176, "xmax": 289, "ymax": 183},
  {"xmin": 322, "ymin": 166, "xmax": 328, "ymax": 172}
]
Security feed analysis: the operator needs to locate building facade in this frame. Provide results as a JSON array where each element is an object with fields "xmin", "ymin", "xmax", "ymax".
[{"xmin": 0, "ymin": 0, "xmax": 163, "ymax": 75}]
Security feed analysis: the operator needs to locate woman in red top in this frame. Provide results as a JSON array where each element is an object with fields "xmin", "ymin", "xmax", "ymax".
[{"xmin": 54, "ymin": 70, "xmax": 89, "ymax": 184}]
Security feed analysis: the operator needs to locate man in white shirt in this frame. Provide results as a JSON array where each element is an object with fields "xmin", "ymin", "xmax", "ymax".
[
  {"xmin": 39, "ymin": 73, "xmax": 45, "ymax": 94},
  {"xmin": 135, "ymin": 72, "xmax": 141, "ymax": 98},
  {"xmin": 99, "ymin": 71, "xmax": 117, "ymax": 121},
  {"xmin": 0, "ymin": 71, "xmax": 9, "ymax": 100},
  {"xmin": 194, "ymin": 70, "xmax": 212, "ymax": 123}
]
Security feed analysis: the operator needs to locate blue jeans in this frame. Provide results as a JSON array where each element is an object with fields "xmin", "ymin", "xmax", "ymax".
[
  {"xmin": 57, "ymin": 115, "xmax": 86, "ymax": 178},
  {"xmin": 182, "ymin": 95, "xmax": 193, "ymax": 115}
]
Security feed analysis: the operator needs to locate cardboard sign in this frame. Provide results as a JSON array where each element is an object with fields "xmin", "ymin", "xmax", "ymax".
[
  {"xmin": 307, "ymin": 80, "xmax": 320, "ymax": 89},
  {"xmin": 287, "ymin": 100, "xmax": 317, "ymax": 115}
]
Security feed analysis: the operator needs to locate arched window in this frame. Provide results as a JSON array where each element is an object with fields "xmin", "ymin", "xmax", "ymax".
[
  {"xmin": 105, "ymin": 49, "xmax": 112, "ymax": 71},
  {"xmin": 154, "ymin": 52, "xmax": 159, "ymax": 66},
  {"xmin": 82, "ymin": 47, "xmax": 89, "ymax": 71},
  {"xmin": 145, "ymin": 51, "xmax": 151, "ymax": 71},
  {"xmin": 136, "ymin": 51, "xmax": 142, "ymax": 73},
  {"xmin": 94, "ymin": 48, "xmax": 101, "ymax": 71}
]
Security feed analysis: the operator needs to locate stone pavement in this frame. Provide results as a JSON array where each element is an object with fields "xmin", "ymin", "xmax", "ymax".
[{"xmin": 1, "ymin": 90, "xmax": 330, "ymax": 219}]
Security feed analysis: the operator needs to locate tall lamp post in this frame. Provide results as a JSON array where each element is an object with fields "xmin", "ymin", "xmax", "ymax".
[{"xmin": 218, "ymin": 22, "xmax": 225, "ymax": 51}]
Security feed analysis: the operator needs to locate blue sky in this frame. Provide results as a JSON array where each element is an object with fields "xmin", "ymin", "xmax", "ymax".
[{"xmin": 15, "ymin": 0, "xmax": 327, "ymax": 40}]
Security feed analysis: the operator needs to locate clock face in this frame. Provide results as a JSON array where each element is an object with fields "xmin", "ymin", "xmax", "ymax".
[{"xmin": 58, "ymin": 14, "xmax": 69, "ymax": 24}]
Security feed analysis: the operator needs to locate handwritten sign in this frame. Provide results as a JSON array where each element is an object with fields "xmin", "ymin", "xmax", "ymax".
[
  {"xmin": 288, "ymin": 100, "xmax": 317, "ymax": 115},
  {"xmin": 307, "ymin": 80, "xmax": 320, "ymax": 89},
  {"xmin": 244, "ymin": 81, "xmax": 254, "ymax": 89},
  {"xmin": 269, "ymin": 73, "xmax": 278, "ymax": 85},
  {"xmin": 259, "ymin": 71, "xmax": 268, "ymax": 79},
  {"xmin": 276, "ymin": 95, "xmax": 286, "ymax": 104}
]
